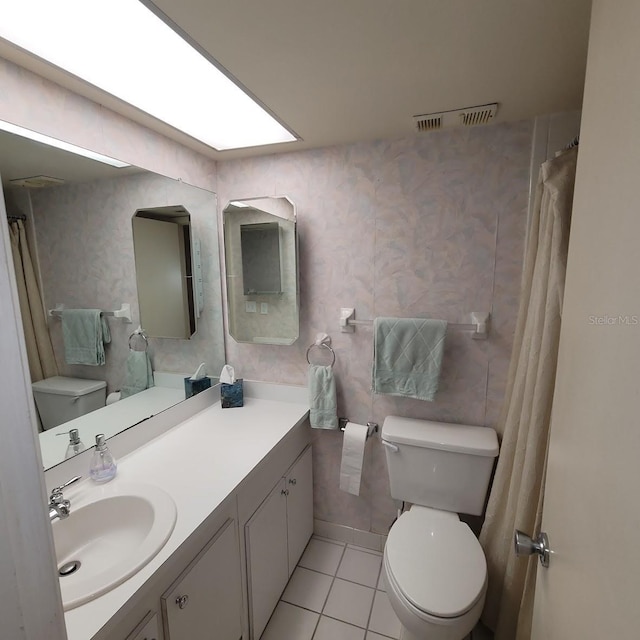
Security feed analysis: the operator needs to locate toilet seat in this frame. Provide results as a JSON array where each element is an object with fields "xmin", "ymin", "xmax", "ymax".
[{"xmin": 384, "ymin": 507, "xmax": 487, "ymax": 619}]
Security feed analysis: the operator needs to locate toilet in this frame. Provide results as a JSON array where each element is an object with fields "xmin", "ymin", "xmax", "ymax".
[
  {"xmin": 381, "ymin": 415, "xmax": 499, "ymax": 640},
  {"xmin": 31, "ymin": 376, "xmax": 107, "ymax": 430}
]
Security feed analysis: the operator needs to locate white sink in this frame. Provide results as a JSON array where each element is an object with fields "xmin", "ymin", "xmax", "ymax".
[{"xmin": 53, "ymin": 483, "xmax": 177, "ymax": 610}]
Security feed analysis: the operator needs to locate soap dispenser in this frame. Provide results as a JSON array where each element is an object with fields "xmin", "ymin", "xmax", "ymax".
[
  {"xmin": 89, "ymin": 434, "xmax": 117, "ymax": 483},
  {"xmin": 56, "ymin": 428, "xmax": 86, "ymax": 459},
  {"xmin": 65, "ymin": 428, "xmax": 85, "ymax": 459}
]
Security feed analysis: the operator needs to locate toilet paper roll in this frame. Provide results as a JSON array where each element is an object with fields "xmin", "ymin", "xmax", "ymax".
[
  {"xmin": 106, "ymin": 391, "xmax": 121, "ymax": 405},
  {"xmin": 339, "ymin": 422, "xmax": 368, "ymax": 496}
]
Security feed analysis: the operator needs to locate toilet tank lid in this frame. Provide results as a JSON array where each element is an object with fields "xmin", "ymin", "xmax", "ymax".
[
  {"xmin": 382, "ymin": 416, "xmax": 499, "ymax": 457},
  {"xmin": 31, "ymin": 376, "xmax": 107, "ymax": 397}
]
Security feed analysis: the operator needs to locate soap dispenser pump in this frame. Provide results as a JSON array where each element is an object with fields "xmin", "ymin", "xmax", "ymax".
[
  {"xmin": 56, "ymin": 428, "xmax": 86, "ymax": 459},
  {"xmin": 89, "ymin": 434, "xmax": 117, "ymax": 483}
]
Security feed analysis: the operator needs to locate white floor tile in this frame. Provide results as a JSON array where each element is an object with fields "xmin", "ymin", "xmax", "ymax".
[
  {"xmin": 365, "ymin": 633, "xmax": 393, "ymax": 640},
  {"xmin": 299, "ymin": 538, "xmax": 345, "ymax": 575},
  {"xmin": 323, "ymin": 578, "xmax": 375, "ymax": 628},
  {"xmin": 281, "ymin": 567, "xmax": 333, "ymax": 612},
  {"xmin": 368, "ymin": 591, "xmax": 402, "ymax": 639},
  {"xmin": 313, "ymin": 616, "xmax": 366, "ymax": 640},
  {"xmin": 353, "ymin": 529, "xmax": 383, "ymax": 552},
  {"xmin": 261, "ymin": 602, "xmax": 319, "ymax": 640},
  {"xmin": 337, "ymin": 547, "xmax": 382, "ymax": 588},
  {"xmin": 376, "ymin": 569, "xmax": 386, "ymax": 592}
]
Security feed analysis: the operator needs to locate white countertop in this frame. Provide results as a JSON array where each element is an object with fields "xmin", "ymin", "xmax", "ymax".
[{"xmin": 62, "ymin": 392, "xmax": 309, "ymax": 640}]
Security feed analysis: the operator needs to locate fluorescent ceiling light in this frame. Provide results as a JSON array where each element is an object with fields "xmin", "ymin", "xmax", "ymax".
[
  {"xmin": 0, "ymin": 0, "xmax": 297, "ymax": 151},
  {"xmin": 0, "ymin": 119, "xmax": 131, "ymax": 168}
]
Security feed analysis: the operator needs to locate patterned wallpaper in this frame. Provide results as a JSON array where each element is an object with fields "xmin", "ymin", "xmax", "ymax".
[
  {"xmin": 25, "ymin": 172, "xmax": 225, "ymax": 393},
  {"xmin": 217, "ymin": 121, "xmax": 533, "ymax": 533}
]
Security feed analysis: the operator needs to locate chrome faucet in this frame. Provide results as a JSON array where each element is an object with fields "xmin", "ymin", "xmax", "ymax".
[{"xmin": 48, "ymin": 476, "xmax": 82, "ymax": 522}]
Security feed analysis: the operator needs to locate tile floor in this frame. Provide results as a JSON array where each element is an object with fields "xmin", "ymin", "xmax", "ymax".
[
  {"xmin": 260, "ymin": 535, "xmax": 494, "ymax": 640},
  {"xmin": 261, "ymin": 536, "xmax": 399, "ymax": 640}
]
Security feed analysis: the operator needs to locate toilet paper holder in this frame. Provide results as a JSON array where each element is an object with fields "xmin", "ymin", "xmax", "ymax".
[{"xmin": 338, "ymin": 418, "xmax": 378, "ymax": 438}]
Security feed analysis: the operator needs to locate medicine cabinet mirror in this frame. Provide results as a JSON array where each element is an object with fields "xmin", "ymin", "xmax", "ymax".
[
  {"xmin": 223, "ymin": 196, "xmax": 299, "ymax": 345},
  {"xmin": 132, "ymin": 206, "xmax": 203, "ymax": 339}
]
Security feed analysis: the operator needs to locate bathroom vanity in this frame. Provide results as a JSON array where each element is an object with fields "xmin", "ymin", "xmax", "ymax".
[{"xmin": 50, "ymin": 383, "xmax": 311, "ymax": 640}]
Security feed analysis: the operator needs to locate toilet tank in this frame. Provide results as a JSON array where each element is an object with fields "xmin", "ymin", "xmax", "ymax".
[
  {"xmin": 382, "ymin": 416, "xmax": 499, "ymax": 516},
  {"xmin": 32, "ymin": 376, "xmax": 107, "ymax": 430}
]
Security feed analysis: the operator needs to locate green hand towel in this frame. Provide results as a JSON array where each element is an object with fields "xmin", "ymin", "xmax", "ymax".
[
  {"xmin": 308, "ymin": 364, "xmax": 338, "ymax": 429},
  {"xmin": 372, "ymin": 317, "xmax": 447, "ymax": 401},
  {"xmin": 120, "ymin": 350, "xmax": 154, "ymax": 399},
  {"xmin": 62, "ymin": 309, "xmax": 111, "ymax": 366}
]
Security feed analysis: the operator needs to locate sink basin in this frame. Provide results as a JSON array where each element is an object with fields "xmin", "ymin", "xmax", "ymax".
[{"xmin": 52, "ymin": 483, "xmax": 177, "ymax": 610}]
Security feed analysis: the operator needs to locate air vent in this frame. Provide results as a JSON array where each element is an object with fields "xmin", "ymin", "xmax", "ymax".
[
  {"xmin": 9, "ymin": 175, "xmax": 65, "ymax": 188},
  {"xmin": 458, "ymin": 103, "xmax": 498, "ymax": 127},
  {"xmin": 413, "ymin": 113, "xmax": 443, "ymax": 132},
  {"xmin": 413, "ymin": 103, "xmax": 498, "ymax": 133}
]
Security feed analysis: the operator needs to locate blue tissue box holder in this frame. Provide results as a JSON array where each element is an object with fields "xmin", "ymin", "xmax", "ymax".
[
  {"xmin": 184, "ymin": 376, "xmax": 212, "ymax": 399},
  {"xmin": 221, "ymin": 379, "xmax": 244, "ymax": 408}
]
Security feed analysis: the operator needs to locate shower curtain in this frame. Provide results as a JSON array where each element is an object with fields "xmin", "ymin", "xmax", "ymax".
[
  {"xmin": 9, "ymin": 218, "xmax": 58, "ymax": 387},
  {"xmin": 479, "ymin": 146, "xmax": 578, "ymax": 639}
]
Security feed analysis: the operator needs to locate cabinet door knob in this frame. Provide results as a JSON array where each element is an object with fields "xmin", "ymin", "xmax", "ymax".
[
  {"xmin": 281, "ymin": 488, "xmax": 289, "ymax": 496},
  {"xmin": 176, "ymin": 594, "xmax": 189, "ymax": 609},
  {"xmin": 288, "ymin": 478, "xmax": 297, "ymax": 485}
]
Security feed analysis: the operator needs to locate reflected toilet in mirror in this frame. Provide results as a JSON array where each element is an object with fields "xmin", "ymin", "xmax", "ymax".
[{"xmin": 223, "ymin": 196, "xmax": 299, "ymax": 345}]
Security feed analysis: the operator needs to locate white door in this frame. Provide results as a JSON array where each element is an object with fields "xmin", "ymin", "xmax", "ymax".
[{"xmin": 531, "ymin": 2, "xmax": 640, "ymax": 638}]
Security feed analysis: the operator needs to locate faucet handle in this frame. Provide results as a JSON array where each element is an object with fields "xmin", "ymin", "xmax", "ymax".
[{"xmin": 50, "ymin": 475, "xmax": 82, "ymax": 499}]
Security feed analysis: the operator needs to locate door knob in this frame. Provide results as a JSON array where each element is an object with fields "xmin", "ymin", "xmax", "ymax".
[{"xmin": 514, "ymin": 530, "xmax": 551, "ymax": 568}]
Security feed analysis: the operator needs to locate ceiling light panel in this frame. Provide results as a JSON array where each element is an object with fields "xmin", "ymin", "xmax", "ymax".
[{"xmin": 0, "ymin": 0, "xmax": 297, "ymax": 151}]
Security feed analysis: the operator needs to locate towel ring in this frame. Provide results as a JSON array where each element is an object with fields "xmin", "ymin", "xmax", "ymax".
[
  {"xmin": 306, "ymin": 342, "xmax": 336, "ymax": 367},
  {"xmin": 128, "ymin": 329, "xmax": 149, "ymax": 352}
]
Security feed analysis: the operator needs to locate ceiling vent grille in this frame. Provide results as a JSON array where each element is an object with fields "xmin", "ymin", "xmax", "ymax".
[
  {"xmin": 413, "ymin": 113, "xmax": 443, "ymax": 132},
  {"xmin": 413, "ymin": 103, "xmax": 498, "ymax": 133},
  {"xmin": 9, "ymin": 175, "xmax": 65, "ymax": 188},
  {"xmin": 458, "ymin": 103, "xmax": 498, "ymax": 127}
]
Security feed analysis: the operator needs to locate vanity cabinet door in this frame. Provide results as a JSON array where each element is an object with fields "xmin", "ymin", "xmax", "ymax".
[
  {"xmin": 285, "ymin": 445, "xmax": 313, "ymax": 575},
  {"xmin": 125, "ymin": 611, "xmax": 161, "ymax": 640},
  {"xmin": 245, "ymin": 479, "xmax": 289, "ymax": 640},
  {"xmin": 162, "ymin": 519, "xmax": 242, "ymax": 640}
]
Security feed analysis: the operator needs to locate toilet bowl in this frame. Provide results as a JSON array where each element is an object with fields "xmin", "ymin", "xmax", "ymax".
[
  {"xmin": 382, "ymin": 507, "xmax": 487, "ymax": 640},
  {"xmin": 380, "ymin": 416, "xmax": 499, "ymax": 640}
]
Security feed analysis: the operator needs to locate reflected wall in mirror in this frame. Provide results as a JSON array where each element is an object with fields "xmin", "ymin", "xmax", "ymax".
[
  {"xmin": 223, "ymin": 196, "xmax": 299, "ymax": 345},
  {"xmin": 1, "ymin": 130, "xmax": 225, "ymax": 471},
  {"xmin": 133, "ymin": 206, "xmax": 203, "ymax": 339}
]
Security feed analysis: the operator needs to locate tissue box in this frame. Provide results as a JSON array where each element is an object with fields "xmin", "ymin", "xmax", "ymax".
[
  {"xmin": 221, "ymin": 378, "xmax": 244, "ymax": 408},
  {"xmin": 184, "ymin": 376, "xmax": 212, "ymax": 399}
]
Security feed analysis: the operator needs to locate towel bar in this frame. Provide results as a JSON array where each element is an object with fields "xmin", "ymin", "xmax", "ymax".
[
  {"xmin": 339, "ymin": 308, "xmax": 490, "ymax": 340},
  {"xmin": 49, "ymin": 303, "xmax": 132, "ymax": 324}
]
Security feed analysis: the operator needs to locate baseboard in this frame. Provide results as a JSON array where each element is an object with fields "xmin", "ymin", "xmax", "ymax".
[{"xmin": 313, "ymin": 518, "xmax": 387, "ymax": 552}]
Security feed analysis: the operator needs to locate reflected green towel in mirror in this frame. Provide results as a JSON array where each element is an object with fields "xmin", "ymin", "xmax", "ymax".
[
  {"xmin": 120, "ymin": 350, "xmax": 154, "ymax": 399},
  {"xmin": 62, "ymin": 309, "xmax": 111, "ymax": 366}
]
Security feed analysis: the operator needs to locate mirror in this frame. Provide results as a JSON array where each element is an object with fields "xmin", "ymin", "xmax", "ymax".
[
  {"xmin": 1, "ymin": 130, "xmax": 225, "ymax": 470},
  {"xmin": 223, "ymin": 196, "xmax": 299, "ymax": 345},
  {"xmin": 133, "ymin": 206, "xmax": 202, "ymax": 339}
]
